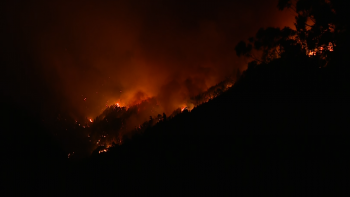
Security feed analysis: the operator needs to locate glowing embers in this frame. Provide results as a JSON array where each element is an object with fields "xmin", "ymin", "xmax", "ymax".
[
  {"xmin": 98, "ymin": 149, "xmax": 108, "ymax": 154},
  {"xmin": 181, "ymin": 106, "xmax": 188, "ymax": 112},
  {"xmin": 89, "ymin": 118, "xmax": 93, "ymax": 123},
  {"xmin": 98, "ymin": 144, "xmax": 113, "ymax": 154},
  {"xmin": 308, "ymin": 42, "xmax": 334, "ymax": 57},
  {"xmin": 308, "ymin": 50, "xmax": 317, "ymax": 56},
  {"xmin": 109, "ymin": 102, "xmax": 126, "ymax": 110},
  {"xmin": 327, "ymin": 42, "xmax": 334, "ymax": 51}
]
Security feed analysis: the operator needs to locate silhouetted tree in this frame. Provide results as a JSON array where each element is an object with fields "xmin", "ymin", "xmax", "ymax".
[
  {"xmin": 278, "ymin": 0, "xmax": 349, "ymax": 62},
  {"xmin": 157, "ymin": 114, "xmax": 162, "ymax": 121},
  {"xmin": 236, "ymin": 0, "xmax": 349, "ymax": 69},
  {"xmin": 236, "ymin": 27, "xmax": 300, "ymax": 63}
]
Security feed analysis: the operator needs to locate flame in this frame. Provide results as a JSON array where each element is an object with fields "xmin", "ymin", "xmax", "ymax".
[
  {"xmin": 89, "ymin": 118, "xmax": 93, "ymax": 122},
  {"xmin": 115, "ymin": 102, "xmax": 120, "ymax": 107},
  {"xmin": 98, "ymin": 149, "xmax": 108, "ymax": 154},
  {"xmin": 308, "ymin": 51, "xmax": 316, "ymax": 56},
  {"xmin": 181, "ymin": 106, "xmax": 187, "ymax": 112},
  {"xmin": 328, "ymin": 42, "xmax": 334, "ymax": 51},
  {"xmin": 308, "ymin": 42, "xmax": 334, "ymax": 57}
]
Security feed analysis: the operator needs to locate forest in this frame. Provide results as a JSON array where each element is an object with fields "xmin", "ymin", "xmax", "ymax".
[{"xmin": 2, "ymin": 0, "xmax": 349, "ymax": 195}]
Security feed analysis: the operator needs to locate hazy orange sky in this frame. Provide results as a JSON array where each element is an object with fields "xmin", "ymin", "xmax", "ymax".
[{"xmin": 2, "ymin": 0, "xmax": 295, "ymax": 120}]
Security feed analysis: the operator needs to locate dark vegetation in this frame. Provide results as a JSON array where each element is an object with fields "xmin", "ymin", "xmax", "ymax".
[{"xmin": 2, "ymin": 0, "xmax": 349, "ymax": 195}]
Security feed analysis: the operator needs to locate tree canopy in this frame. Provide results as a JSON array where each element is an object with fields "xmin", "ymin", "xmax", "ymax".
[{"xmin": 236, "ymin": 0, "xmax": 349, "ymax": 67}]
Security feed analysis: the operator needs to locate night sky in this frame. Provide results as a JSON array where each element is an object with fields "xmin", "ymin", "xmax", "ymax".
[
  {"xmin": 2, "ymin": 2, "xmax": 348, "ymax": 195},
  {"xmin": 2, "ymin": 0, "xmax": 295, "ymax": 121}
]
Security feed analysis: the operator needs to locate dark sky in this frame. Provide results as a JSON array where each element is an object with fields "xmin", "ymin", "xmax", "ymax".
[{"xmin": 1, "ymin": 0, "xmax": 295, "ymax": 120}]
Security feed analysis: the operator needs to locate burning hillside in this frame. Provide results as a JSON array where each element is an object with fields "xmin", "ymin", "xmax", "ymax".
[{"xmin": 45, "ymin": 76, "xmax": 235, "ymax": 158}]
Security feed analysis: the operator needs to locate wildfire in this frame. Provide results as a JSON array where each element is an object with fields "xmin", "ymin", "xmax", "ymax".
[
  {"xmin": 89, "ymin": 118, "xmax": 93, "ymax": 122},
  {"xmin": 308, "ymin": 42, "xmax": 334, "ymax": 56},
  {"xmin": 308, "ymin": 51, "xmax": 316, "ymax": 56},
  {"xmin": 98, "ymin": 149, "xmax": 108, "ymax": 154},
  {"xmin": 328, "ymin": 42, "xmax": 334, "ymax": 51},
  {"xmin": 181, "ymin": 107, "xmax": 187, "ymax": 112},
  {"xmin": 115, "ymin": 102, "xmax": 120, "ymax": 107}
]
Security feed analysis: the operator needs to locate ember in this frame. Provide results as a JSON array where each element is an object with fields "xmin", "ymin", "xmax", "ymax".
[{"xmin": 99, "ymin": 149, "xmax": 108, "ymax": 154}]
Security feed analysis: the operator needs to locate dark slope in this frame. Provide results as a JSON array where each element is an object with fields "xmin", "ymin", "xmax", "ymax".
[
  {"xmin": 61, "ymin": 55, "xmax": 349, "ymax": 196},
  {"xmin": 3, "ymin": 56, "xmax": 349, "ymax": 195},
  {"xmin": 3, "ymin": 47, "xmax": 349, "ymax": 196},
  {"xmin": 93, "ymin": 55, "xmax": 349, "ymax": 159}
]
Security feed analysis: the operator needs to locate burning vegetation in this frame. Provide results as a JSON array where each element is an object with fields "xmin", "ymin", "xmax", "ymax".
[
  {"xmin": 46, "ymin": 76, "xmax": 235, "ymax": 158},
  {"xmin": 307, "ymin": 42, "xmax": 334, "ymax": 57}
]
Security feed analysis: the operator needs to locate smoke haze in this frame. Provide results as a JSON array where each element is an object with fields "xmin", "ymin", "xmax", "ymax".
[{"xmin": 2, "ymin": 0, "xmax": 295, "ymax": 120}]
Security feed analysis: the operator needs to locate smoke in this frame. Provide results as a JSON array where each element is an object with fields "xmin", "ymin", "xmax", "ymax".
[{"xmin": 2, "ymin": 0, "xmax": 295, "ymax": 120}]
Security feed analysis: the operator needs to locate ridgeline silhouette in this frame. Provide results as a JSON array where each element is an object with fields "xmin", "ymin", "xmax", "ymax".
[{"xmin": 3, "ymin": 0, "xmax": 349, "ymax": 195}]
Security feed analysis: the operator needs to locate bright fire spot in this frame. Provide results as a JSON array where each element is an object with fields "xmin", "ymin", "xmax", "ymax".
[
  {"xmin": 115, "ymin": 102, "xmax": 120, "ymax": 107},
  {"xmin": 328, "ymin": 42, "xmax": 334, "ymax": 51},
  {"xmin": 99, "ymin": 149, "xmax": 108, "ymax": 154},
  {"xmin": 181, "ymin": 107, "xmax": 187, "ymax": 112},
  {"xmin": 89, "ymin": 118, "xmax": 93, "ymax": 122},
  {"xmin": 308, "ymin": 51, "xmax": 316, "ymax": 56}
]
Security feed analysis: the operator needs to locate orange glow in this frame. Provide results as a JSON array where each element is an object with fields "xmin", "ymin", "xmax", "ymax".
[
  {"xmin": 98, "ymin": 149, "xmax": 108, "ymax": 154},
  {"xmin": 308, "ymin": 42, "xmax": 334, "ymax": 57},
  {"xmin": 308, "ymin": 51, "xmax": 316, "ymax": 56},
  {"xmin": 328, "ymin": 42, "xmax": 334, "ymax": 51},
  {"xmin": 7, "ymin": 0, "xmax": 297, "ymax": 124},
  {"xmin": 8, "ymin": 1, "xmax": 298, "ymax": 159}
]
